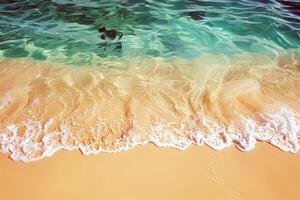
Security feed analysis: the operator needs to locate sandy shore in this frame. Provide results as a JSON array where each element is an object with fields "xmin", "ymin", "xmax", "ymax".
[{"xmin": 1, "ymin": 143, "xmax": 300, "ymax": 200}]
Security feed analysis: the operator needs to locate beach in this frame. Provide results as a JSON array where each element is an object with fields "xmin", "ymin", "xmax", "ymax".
[
  {"xmin": 0, "ymin": 55, "xmax": 299, "ymax": 200},
  {"xmin": 1, "ymin": 1, "xmax": 300, "ymax": 199},
  {"xmin": 1, "ymin": 143, "xmax": 300, "ymax": 200}
]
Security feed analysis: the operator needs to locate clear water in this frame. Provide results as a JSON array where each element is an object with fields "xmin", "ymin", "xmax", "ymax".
[{"xmin": 0, "ymin": 0, "xmax": 299, "ymax": 65}]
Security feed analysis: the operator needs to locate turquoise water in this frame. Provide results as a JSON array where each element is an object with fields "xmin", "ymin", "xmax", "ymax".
[{"xmin": 0, "ymin": 0, "xmax": 299, "ymax": 65}]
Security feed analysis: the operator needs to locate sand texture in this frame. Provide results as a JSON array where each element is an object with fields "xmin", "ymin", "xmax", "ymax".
[{"xmin": 1, "ymin": 144, "xmax": 300, "ymax": 200}]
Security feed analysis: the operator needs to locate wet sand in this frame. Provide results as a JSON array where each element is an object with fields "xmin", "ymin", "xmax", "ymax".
[{"xmin": 1, "ymin": 143, "xmax": 300, "ymax": 200}]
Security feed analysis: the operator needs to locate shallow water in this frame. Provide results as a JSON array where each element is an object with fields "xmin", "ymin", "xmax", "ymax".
[
  {"xmin": 0, "ymin": 53, "xmax": 299, "ymax": 161},
  {"xmin": 0, "ymin": 0, "xmax": 299, "ymax": 161}
]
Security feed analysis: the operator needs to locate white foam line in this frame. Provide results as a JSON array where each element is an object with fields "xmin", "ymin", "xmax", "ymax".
[{"xmin": 0, "ymin": 107, "xmax": 299, "ymax": 162}]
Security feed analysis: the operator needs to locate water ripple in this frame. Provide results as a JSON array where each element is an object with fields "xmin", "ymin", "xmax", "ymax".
[{"xmin": 0, "ymin": 0, "xmax": 299, "ymax": 64}]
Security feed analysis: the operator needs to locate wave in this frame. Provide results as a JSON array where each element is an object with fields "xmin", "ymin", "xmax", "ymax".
[{"xmin": 0, "ymin": 50, "xmax": 299, "ymax": 162}]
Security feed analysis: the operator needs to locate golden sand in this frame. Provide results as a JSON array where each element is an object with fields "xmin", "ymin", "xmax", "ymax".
[
  {"xmin": 0, "ymin": 51, "xmax": 299, "ymax": 161},
  {"xmin": 0, "ymin": 143, "xmax": 300, "ymax": 200}
]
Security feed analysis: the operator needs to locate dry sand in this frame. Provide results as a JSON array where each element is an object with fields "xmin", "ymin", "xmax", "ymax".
[{"xmin": 1, "ymin": 143, "xmax": 300, "ymax": 200}]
